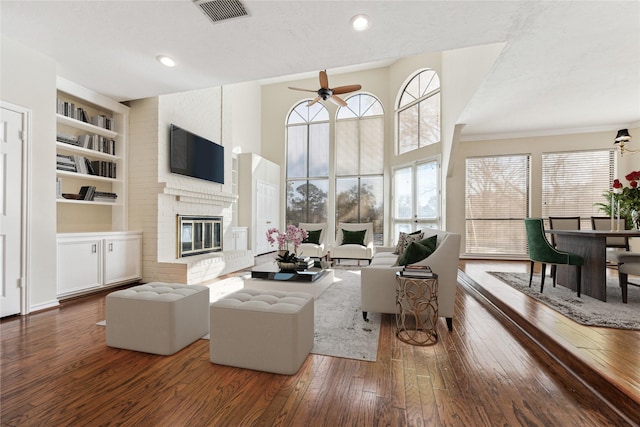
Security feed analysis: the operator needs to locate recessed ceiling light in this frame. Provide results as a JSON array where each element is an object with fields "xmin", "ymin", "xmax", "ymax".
[
  {"xmin": 156, "ymin": 55, "xmax": 176, "ymax": 67},
  {"xmin": 351, "ymin": 14, "xmax": 370, "ymax": 31}
]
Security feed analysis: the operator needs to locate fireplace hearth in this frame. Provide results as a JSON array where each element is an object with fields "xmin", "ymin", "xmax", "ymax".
[{"xmin": 177, "ymin": 215, "xmax": 222, "ymax": 257}]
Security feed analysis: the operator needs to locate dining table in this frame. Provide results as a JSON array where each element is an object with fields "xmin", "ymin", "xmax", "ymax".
[{"xmin": 545, "ymin": 229, "xmax": 640, "ymax": 302}]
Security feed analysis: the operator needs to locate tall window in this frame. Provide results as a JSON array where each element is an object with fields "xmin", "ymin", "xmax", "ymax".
[
  {"xmin": 466, "ymin": 155, "xmax": 530, "ymax": 255},
  {"xmin": 286, "ymin": 101, "xmax": 329, "ymax": 225},
  {"xmin": 397, "ymin": 69, "xmax": 441, "ymax": 155},
  {"xmin": 335, "ymin": 94, "xmax": 384, "ymax": 244},
  {"xmin": 393, "ymin": 160, "xmax": 440, "ymax": 241},
  {"xmin": 542, "ymin": 150, "xmax": 614, "ymax": 228}
]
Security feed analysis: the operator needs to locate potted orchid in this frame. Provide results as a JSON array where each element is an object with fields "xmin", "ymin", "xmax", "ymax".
[
  {"xmin": 597, "ymin": 170, "xmax": 640, "ymax": 230},
  {"xmin": 266, "ymin": 225, "xmax": 309, "ymax": 267}
]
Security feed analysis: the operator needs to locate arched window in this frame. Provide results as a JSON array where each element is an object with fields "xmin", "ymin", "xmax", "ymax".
[
  {"xmin": 335, "ymin": 93, "xmax": 385, "ymax": 244},
  {"xmin": 285, "ymin": 101, "xmax": 329, "ymax": 225},
  {"xmin": 397, "ymin": 69, "xmax": 440, "ymax": 154}
]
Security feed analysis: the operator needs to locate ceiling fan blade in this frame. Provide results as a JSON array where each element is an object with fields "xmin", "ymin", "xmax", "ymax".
[
  {"xmin": 307, "ymin": 96, "xmax": 321, "ymax": 107},
  {"xmin": 329, "ymin": 95, "xmax": 347, "ymax": 107},
  {"xmin": 319, "ymin": 70, "xmax": 329, "ymax": 89},
  {"xmin": 332, "ymin": 84, "xmax": 362, "ymax": 95},
  {"xmin": 289, "ymin": 86, "xmax": 317, "ymax": 93}
]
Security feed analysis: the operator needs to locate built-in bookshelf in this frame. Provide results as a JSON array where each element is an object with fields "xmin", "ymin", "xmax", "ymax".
[{"xmin": 56, "ymin": 77, "xmax": 130, "ymax": 232}]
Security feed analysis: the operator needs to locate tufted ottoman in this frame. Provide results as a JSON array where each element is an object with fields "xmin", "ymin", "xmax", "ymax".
[
  {"xmin": 106, "ymin": 282, "xmax": 209, "ymax": 355},
  {"xmin": 209, "ymin": 288, "xmax": 314, "ymax": 375}
]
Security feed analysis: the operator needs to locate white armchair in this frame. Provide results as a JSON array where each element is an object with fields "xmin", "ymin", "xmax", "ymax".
[
  {"xmin": 296, "ymin": 222, "xmax": 328, "ymax": 260},
  {"xmin": 330, "ymin": 222, "xmax": 375, "ymax": 264}
]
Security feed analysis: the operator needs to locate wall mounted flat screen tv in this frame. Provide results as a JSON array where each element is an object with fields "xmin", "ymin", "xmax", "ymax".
[{"xmin": 170, "ymin": 124, "xmax": 224, "ymax": 184}]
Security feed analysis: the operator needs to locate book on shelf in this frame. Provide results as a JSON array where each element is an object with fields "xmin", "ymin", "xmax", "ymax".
[
  {"xmin": 91, "ymin": 114, "xmax": 113, "ymax": 130},
  {"xmin": 57, "ymin": 133, "xmax": 79, "ymax": 146},
  {"xmin": 90, "ymin": 160, "xmax": 117, "ymax": 178},
  {"xmin": 78, "ymin": 186, "xmax": 96, "ymax": 201},
  {"xmin": 56, "ymin": 154, "xmax": 77, "ymax": 172},
  {"xmin": 56, "ymin": 177, "xmax": 62, "ymax": 199},
  {"xmin": 73, "ymin": 134, "xmax": 116, "ymax": 155},
  {"xmin": 93, "ymin": 191, "xmax": 117, "ymax": 203}
]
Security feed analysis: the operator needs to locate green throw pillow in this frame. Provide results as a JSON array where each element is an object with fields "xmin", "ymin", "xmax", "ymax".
[
  {"xmin": 302, "ymin": 229, "xmax": 322, "ymax": 245},
  {"xmin": 416, "ymin": 235, "xmax": 438, "ymax": 254},
  {"xmin": 396, "ymin": 235, "xmax": 438, "ymax": 266},
  {"xmin": 341, "ymin": 229, "xmax": 366, "ymax": 246}
]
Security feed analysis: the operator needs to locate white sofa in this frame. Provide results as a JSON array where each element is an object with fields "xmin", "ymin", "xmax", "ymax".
[
  {"xmin": 330, "ymin": 222, "xmax": 375, "ymax": 264},
  {"xmin": 360, "ymin": 229, "xmax": 461, "ymax": 331}
]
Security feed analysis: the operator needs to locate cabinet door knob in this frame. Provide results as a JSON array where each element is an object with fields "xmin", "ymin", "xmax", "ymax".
[{"xmin": 92, "ymin": 244, "xmax": 97, "ymax": 253}]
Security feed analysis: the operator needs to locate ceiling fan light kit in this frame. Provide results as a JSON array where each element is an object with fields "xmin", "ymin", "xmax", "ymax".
[{"xmin": 288, "ymin": 70, "xmax": 361, "ymax": 107}]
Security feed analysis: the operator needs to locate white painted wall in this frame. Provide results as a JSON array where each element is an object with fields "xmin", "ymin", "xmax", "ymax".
[
  {"xmin": 228, "ymin": 81, "xmax": 262, "ymax": 155},
  {"xmin": 1, "ymin": 36, "xmax": 58, "ymax": 311},
  {"xmin": 452, "ymin": 127, "xmax": 640, "ymax": 253}
]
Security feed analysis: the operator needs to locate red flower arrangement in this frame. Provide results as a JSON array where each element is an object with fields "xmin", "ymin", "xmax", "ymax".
[{"xmin": 607, "ymin": 170, "xmax": 640, "ymax": 229}]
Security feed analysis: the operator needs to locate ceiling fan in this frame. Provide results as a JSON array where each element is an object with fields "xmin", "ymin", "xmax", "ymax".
[{"xmin": 288, "ymin": 70, "xmax": 362, "ymax": 107}]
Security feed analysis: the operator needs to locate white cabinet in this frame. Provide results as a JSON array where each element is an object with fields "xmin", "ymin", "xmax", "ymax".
[
  {"xmin": 230, "ymin": 227, "xmax": 248, "ymax": 251},
  {"xmin": 57, "ymin": 231, "xmax": 142, "ymax": 297},
  {"xmin": 57, "ymin": 236, "xmax": 103, "ymax": 296},
  {"xmin": 238, "ymin": 153, "xmax": 280, "ymax": 255},
  {"xmin": 104, "ymin": 234, "xmax": 142, "ymax": 285}
]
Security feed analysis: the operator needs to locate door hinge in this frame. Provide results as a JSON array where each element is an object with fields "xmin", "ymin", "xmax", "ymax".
[{"xmin": 18, "ymin": 277, "xmax": 25, "ymax": 288}]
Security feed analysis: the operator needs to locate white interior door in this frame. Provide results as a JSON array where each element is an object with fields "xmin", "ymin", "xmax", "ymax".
[
  {"xmin": 1, "ymin": 105, "xmax": 25, "ymax": 317},
  {"xmin": 255, "ymin": 180, "xmax": 279, "ymax": 255}
]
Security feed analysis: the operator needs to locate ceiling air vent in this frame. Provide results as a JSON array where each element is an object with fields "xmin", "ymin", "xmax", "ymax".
[{"xmin": 194, "ymin": 0, "xmax": 249, "ymax": 24}]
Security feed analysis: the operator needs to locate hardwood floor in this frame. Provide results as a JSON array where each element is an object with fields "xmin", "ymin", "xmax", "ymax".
[{"xmin": 1, "ymin": 261, "xmax": 638, "ymax": 426}]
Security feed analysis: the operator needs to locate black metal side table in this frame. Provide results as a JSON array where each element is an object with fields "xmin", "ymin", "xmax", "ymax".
[{"xmin": 395, "ymin": 272, "xmax": 438, "ymax": 346}]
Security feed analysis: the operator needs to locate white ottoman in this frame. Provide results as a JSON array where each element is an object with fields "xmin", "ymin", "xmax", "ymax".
[
  {"xmin": 106, "ymin": 282, "xmax": 209, "ymax": 355},
  {"xmin": 209, "ymin": 288, "xmax": 314, "ymax": 375}
]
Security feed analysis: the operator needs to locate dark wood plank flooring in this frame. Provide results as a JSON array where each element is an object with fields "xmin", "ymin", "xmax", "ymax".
[{"xmin": 1, "ymin": 260, "xmax": 638, "ymax": 426}]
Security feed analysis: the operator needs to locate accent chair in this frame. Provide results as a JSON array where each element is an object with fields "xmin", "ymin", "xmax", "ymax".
[
  {"xmin": 296, "ymin": 222, "xmax": 328, "ymax": 260},
  {"xmin": 330, "ymin": 222, "xmax": 374, "ymax": 265}
]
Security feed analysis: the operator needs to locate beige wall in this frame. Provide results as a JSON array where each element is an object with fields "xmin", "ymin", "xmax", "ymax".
[
  {"xmin": 259, "ymin": 47, "xmax": 504, "ymax": 243},
  {"xmin": 259, "ymin": 48, "xmax": 639, "ymax": 251},
  {"xmin": 452, "ymin": 127, "xmax": 640, "ymax": 255},
  {"xmin": 1, "ymin": 36, "xmax": 58, "ymax": 311}
]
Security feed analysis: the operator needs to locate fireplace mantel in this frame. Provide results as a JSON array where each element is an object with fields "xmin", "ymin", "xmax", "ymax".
[{"xmin": 162, "ymin": 184, "xmax": 237, "ymax": 206}]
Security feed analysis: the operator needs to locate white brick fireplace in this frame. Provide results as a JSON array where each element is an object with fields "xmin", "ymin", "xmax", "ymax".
[{"xmin": 127, "ymin": 89, "xmax": 254, "ymax": 285}]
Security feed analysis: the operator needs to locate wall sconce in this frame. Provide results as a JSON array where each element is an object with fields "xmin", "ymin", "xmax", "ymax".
[{"xmin": 614, "ymin": 128, "xmax": 638, "ymax": 156}]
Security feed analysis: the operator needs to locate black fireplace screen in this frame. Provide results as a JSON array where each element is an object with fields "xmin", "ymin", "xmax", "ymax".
[{"xmin": 177, "ymin": 215, "xmax": 222, "ymax": 257}]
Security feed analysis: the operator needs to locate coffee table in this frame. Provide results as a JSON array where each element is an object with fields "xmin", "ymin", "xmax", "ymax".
[{"xmin": 243, "ymin": 263, "xmax": 334, "ymax": 298}]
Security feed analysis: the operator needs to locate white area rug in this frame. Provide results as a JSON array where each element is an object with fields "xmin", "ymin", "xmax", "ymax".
[
  {"xmin": 99, "ymin": 269, "xmax": 382, "ymax": 361},
  {"xmin": 489, "ymin": 272, "xmax": 640, "ymax": 330},
  {"xmin": 309, "ymin": 269, "xmax": 381, "ymax": 361}
]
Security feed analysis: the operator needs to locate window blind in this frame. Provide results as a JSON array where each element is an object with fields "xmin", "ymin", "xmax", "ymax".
[
  {"xmin": 465, "ymin": 155, "xmax": 530, "ymax": 255},
  {"xmin": 541, "ymin": 150, "xmax": 614, "ymax": 229}
]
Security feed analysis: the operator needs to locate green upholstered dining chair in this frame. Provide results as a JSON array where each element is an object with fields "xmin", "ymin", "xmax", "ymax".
[{"xmin": 524, "ymin": 218, "xmax": 584, "ymax": 296}]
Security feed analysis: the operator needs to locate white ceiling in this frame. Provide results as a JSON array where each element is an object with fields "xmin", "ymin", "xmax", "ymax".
[{"xmin": 1, "ymin": 0, "xmax": 639, "ymax": 139}]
